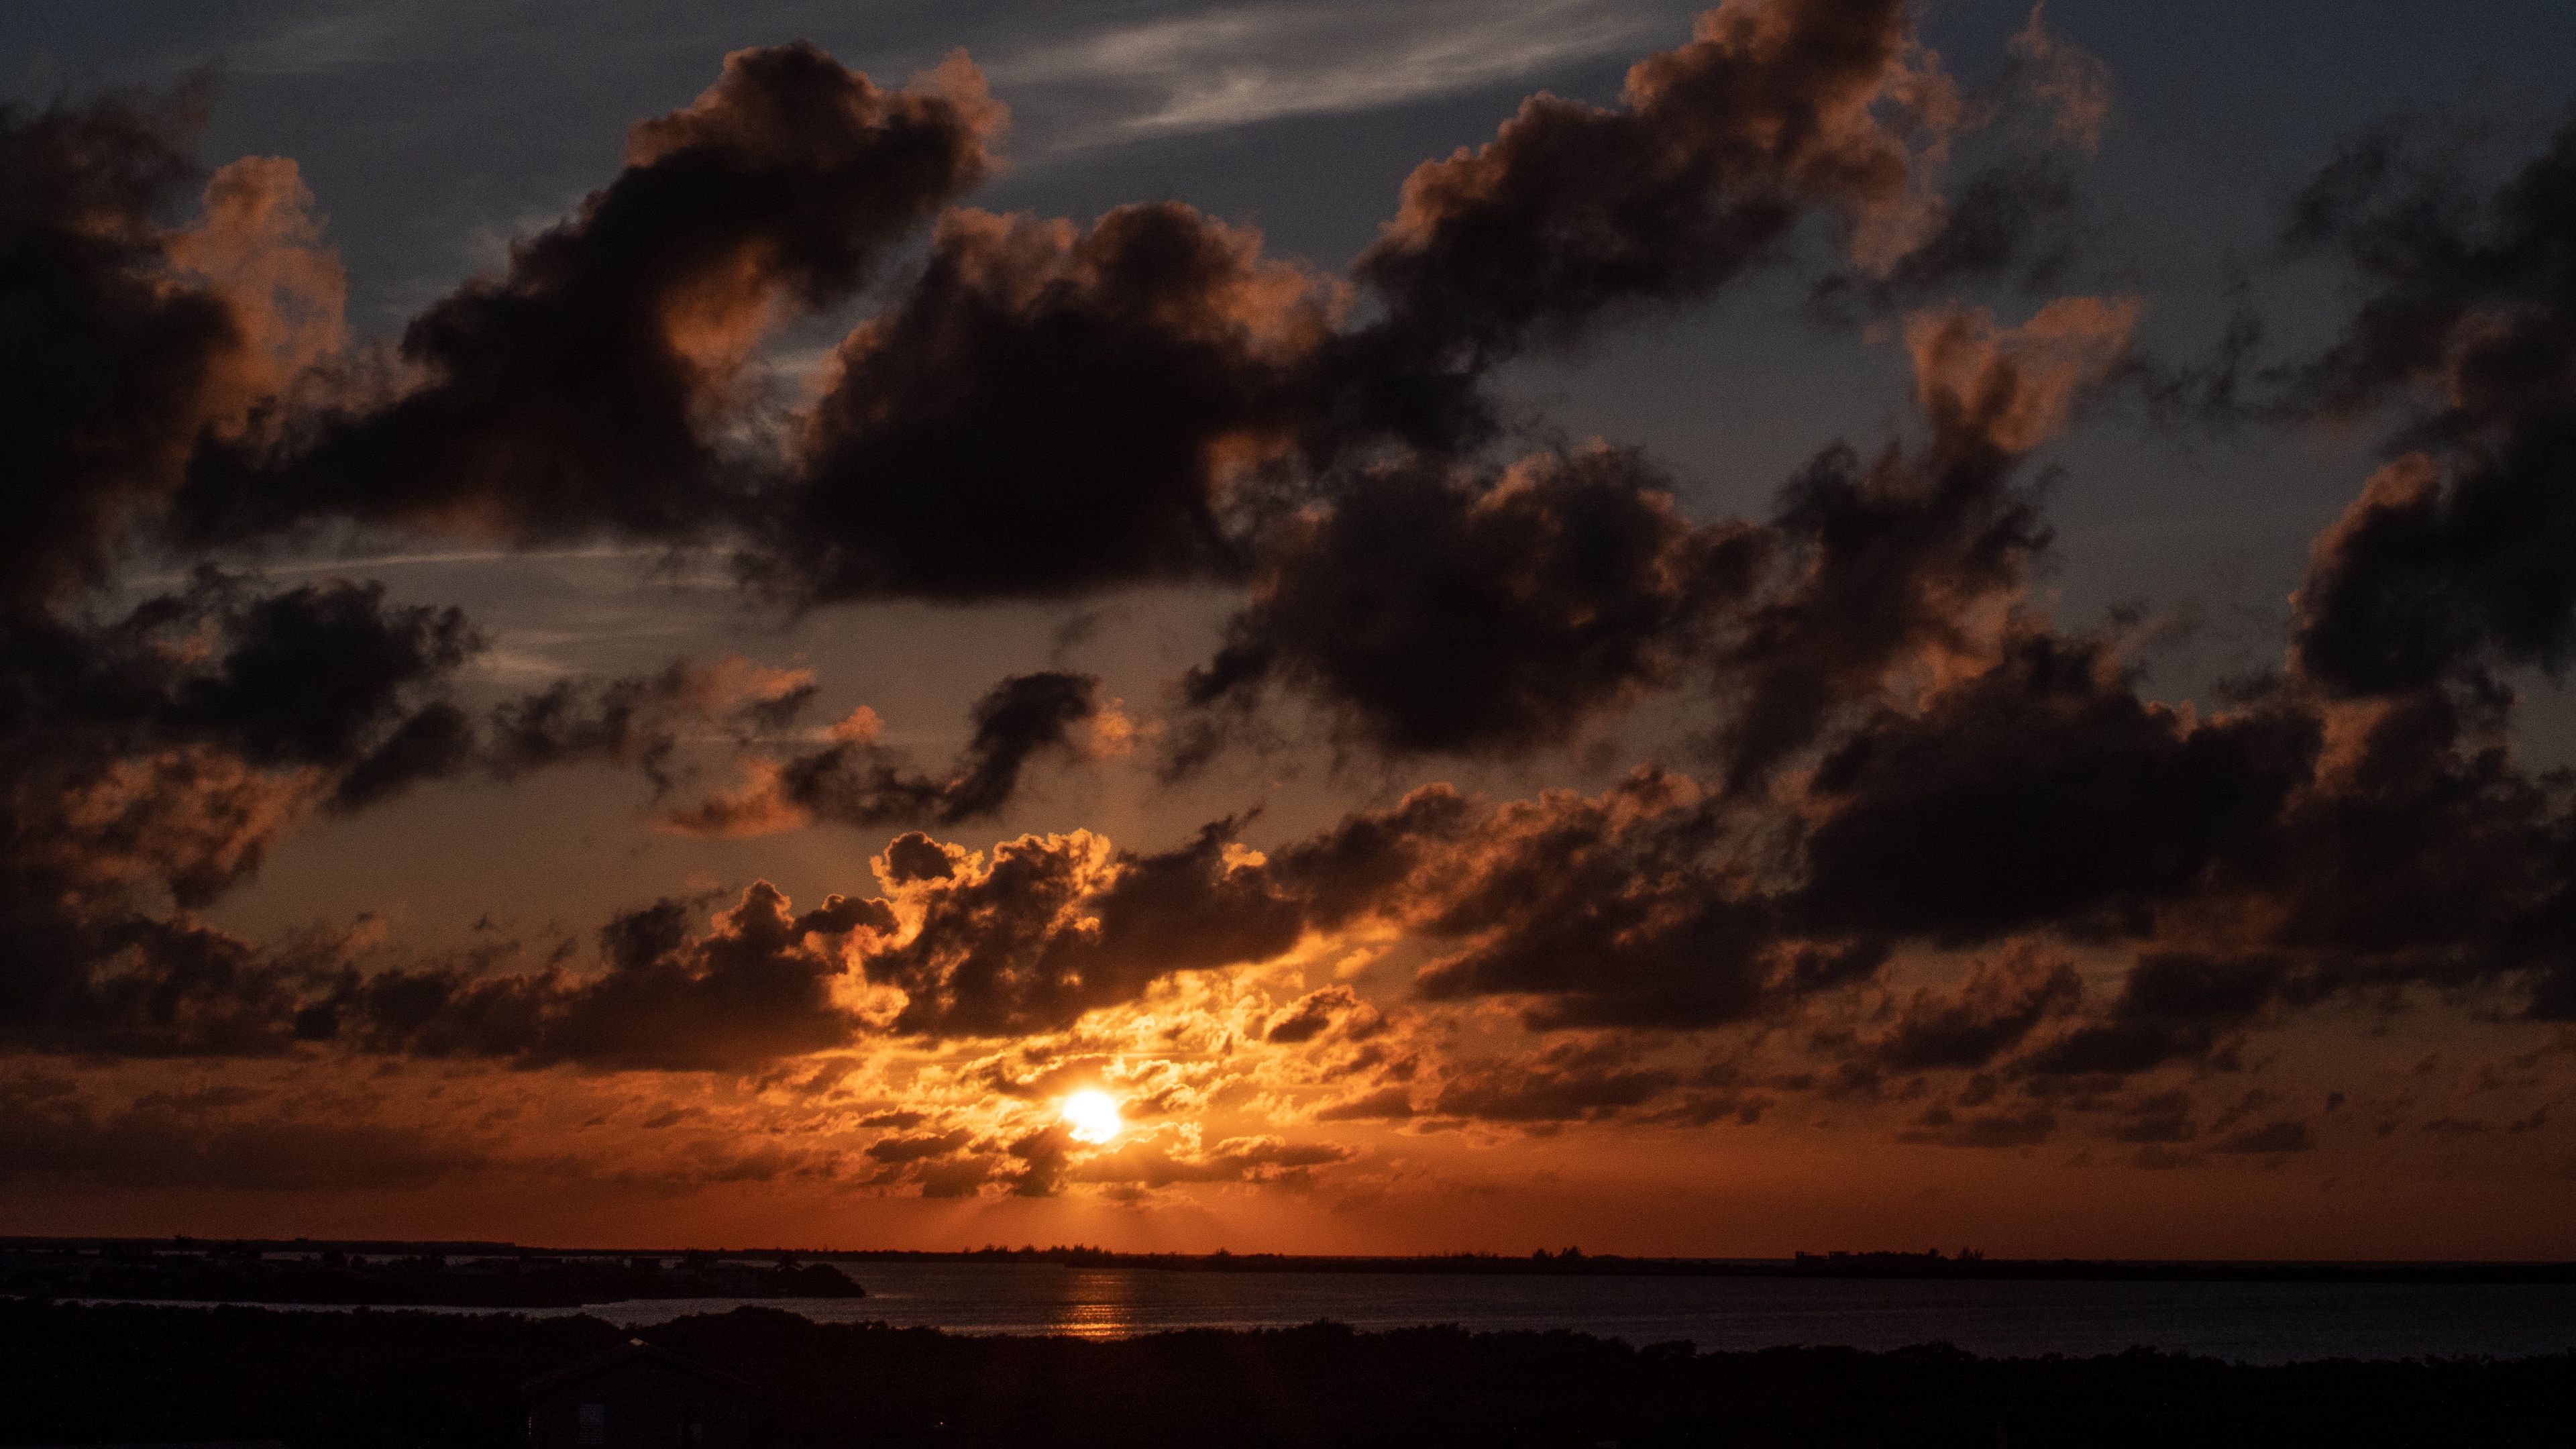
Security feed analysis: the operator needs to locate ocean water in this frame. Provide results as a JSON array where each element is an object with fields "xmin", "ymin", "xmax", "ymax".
[{"xmin": 556, "ymin": 1261, "xmax": 2576, "ymax": 1363}]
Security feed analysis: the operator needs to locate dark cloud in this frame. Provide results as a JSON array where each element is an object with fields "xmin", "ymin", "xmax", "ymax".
[
  {"xmin": 0, "ymin": 85, "xmax": 312, "ymax": 614},
  {"xmin": 343, "ymin": 881, "xmax": 890, "ymax": 1071},
  {"xmin": 863, "ymin": 819, "xmax": 1307, "ymax": 1038},
  {"xmin": 1711, "ymin": 296, "xmax": 2137, "ymax": 790},
  {"xmin": 665, "ymin": 670, "xmax": 1106, "ymax": 835},
  {"xmin": 485, "ymin": 655, "xmax": 816, "ymax": 796},
  {"xmin": 1401, "ymin": 773, "xmax": 1799, "ymax": 1029},
  {"xmin": 1790, "ymin": 633, "xmax": 2320, "ymax": 945},
  {"xmin": 0, "ymin": 1085, "xmax": 474, "ymax": 1191},
  {"xmin": 1340, "ymin": 0, "xmax": 1944, "ymax": 445},
  {"xmin": 1262, "ymin": 985, "xmax": 1377, "ymax": 1045},
  {"xmin": 1071, "ymin": 1134, "xmax": 1356, "ymax": 1189},
  {"xmin": 2281, "ymin": 119, "xmax": 2576, "ymax": 696},
  {"xmin": 172, "ymin": 574, "xmax": 480, "ymax": 774},
  {"xmin": 2021, "ymin": 953, "xmax": 2288, "ymax": 1077},
  {"xmin": 1430, "ymin": 1041, "xmax": 1682, "ymax": 1124},
  {"xmin": 1312, "ymin": 1084, "xmax": 1417, "ymax": 1122},
  {"xmin": 1231, "ymin": 290, "xmax": 2119, "ymax": 781},
  {"xmin": 864, "ymin": 1128, "xmax": 976, "ymax": 1164},
  {"xmin": 1182, "ymin": 449, "xmax": 1763, "ymax": 757},
  {"xmin": 1806, "ymin": 159, "xmax": 2084, "ymax": 320},
  {"xmin": 2212, "ymin": 1119, "xmax": 2314, "ymax": 1155},
  {"xmin": 1006, "ymin": 1123, "xmax": 1070, "ymax": 1197},
  {"xmin": 751, "ymin": 203, "xmax": 1334, "ymax": 603},
  {"xmin": 1870, "ymin": 947, "xmax": 2081, "ymax": 1071},
  {"xmin": 1896, "ymin": 1102, "xmax": 2057, "ymax": 1148},
  {"xmin": 176, "ymin": 44, "xmax": 999, "ymax": 548},
  {"xmin": 2105, "ymin": 1089, "xmax": 2199, "ymax": 1146},
  {"xmin": 0, "ymin": 572, "xmax": 480, "ymax": 1055},
  {"xmin": 1179, "ymin": 295, "xmax": 2133, "ymax": 774},
  {"xmin": 1254, "ymin": 773, "xmax": 1879, "ymax": 1032}
]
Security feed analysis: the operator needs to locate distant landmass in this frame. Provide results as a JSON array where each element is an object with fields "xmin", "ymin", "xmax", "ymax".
[
  {"xmin": 839, "ymin": 1244, "xmax": 2576, "ymax": 1283},
  {"xmin": 0, "ymin": 1241, "xmax": 863, "ymax": 1307},
  {"xmin": 7, "ymin": 1238, "xmax": 2572, "ymax": 1303}
]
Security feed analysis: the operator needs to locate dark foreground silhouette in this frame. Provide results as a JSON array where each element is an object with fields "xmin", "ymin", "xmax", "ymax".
[{"xmin": 1, "ymin": 1299, "xmax": 2567, "ymax": 1448}]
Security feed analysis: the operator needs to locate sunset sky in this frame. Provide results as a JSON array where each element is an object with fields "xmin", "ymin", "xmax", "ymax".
[{"xmin": 7, "ymin": 0, "xmax": 2576, "ymax": 1258}]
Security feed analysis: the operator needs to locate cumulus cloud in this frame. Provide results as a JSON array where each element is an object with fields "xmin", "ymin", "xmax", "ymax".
[
  {"xmin": 341, "ymin": 881, "xmax": 890, "ymax": 1071},
  {"xmin": 1709, "ymin": 296, "xmax": 2137, "ymax": 789},
  {"xmin": 1788, "ymin": 633, "xmax": 2318, "ymax": 945},
  {"xmin": 0, "ymin": 572, "xmax": 478, "ymax": 1055},
  {"xmin": 1340, "ymin": 0, "xmax": 1953, "ymax": 443},
  {"xmin": 0, "ymin": 87, "xmax": 321, "ymax": 612},
  {"xmin": 1868, "ymin": 947, "xmax": 2081, "ymax": 1071},
  {"xmin": 751, "ymin": 203, "xmax": 1338, "ymax": 603},
  {"xmin": 1430, "ymin": 1040, "xmax": 1683, "ymax": 1123},
  {"xmin": 176, "ymin": 44, "xmax": 1001, "ymax": 547},
  {"xmin": 1179, "ymin": 294, "xmax": 2135, "ymax": 773},
  {"xmin": 1182, "ymin": 448, "xmax": 1763, "ymax": 757},
  {"xmin": 2281, "ymin": 119, "xmax": 2576, "ymax": 698},
  {"xmin": 861, "ymin": 821, "xmax": 1309, "ymax": 1038}
]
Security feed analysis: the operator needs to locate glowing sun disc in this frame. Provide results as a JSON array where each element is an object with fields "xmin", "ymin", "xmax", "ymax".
[{"xmin": 1062, "ymin": 1089, "xmax": 1122, "ymax": 1143}]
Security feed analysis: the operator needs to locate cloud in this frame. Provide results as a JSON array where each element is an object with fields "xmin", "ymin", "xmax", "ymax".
[
  {"xmin": 1071, "ymin": 1131, "xmax": 1357, "ymax": 1189},
  {"xmin": 1262, "ymin": 984, "xmax": 1380, "ymax": 1045},
  {"xmin": 1336, "ymin": 0, "xmax": 1961, "ymax": 446},
  {"xmin": 1181, "ymin": 294, "xmax": 2133, "ymax": 774},
  {"xmin": 2213, "ymin": 1120, "xmax": 2314, "ymax": 1155},
  {"xmin": 344, "ymin": 881, "xmax": 890, "ymax": 1071},
  {"xmin": 1431, "ymin": 1040, "xmax": 1682, "ymax": 1123},
  {"xmin": 864, "ymin": 1127, "xmax": 977, "ymax": 1163},
  {"xmin": 1183, "ymin": 447, "xmax": 1763, "ymax": 757},
  {"xmin": 483, "ymin": 655, "xmax": 816, "ymax": 797},
  {"xmin": 9, "ymin": 11, "xmax": 2576, "ymax": 1171},
  {"xmin": 1313, "ymin": 1084, "xmax": 1419, "ymax": 1121},
  {"xmin": 997, "ymin": 0, "xmax": 1660, "ymax": 144},
  {"xmin": 750, "ymin": 202, "xmax": 1336, "ymax": 603},
  {"xmin": 862, "ymin": 821, "xmax": 1309, "ymax": 1038},
  {"xmin": 23, "ymin": 9, "xmax": 2104, "ymax": 643},
  {"xmin": 2280, "ymin": 119, "xmax": 2576, "ymax": 698},
  {"xmin": 1789, "ymin": 632, "xmax": 2318, "ymax": 945},
  {"xmin": 1869, "ymin": 947, "xmax": 2081, "ymax": 1071},
  {"xmin": 1709, "ymin": 297, "xmax": 2136, "ymax": 790},
  {"xmin": 2106, "ymin": 1090, "xmax": 2199, "ymax": 1146},
  {"xmin": 0, "ymin": 1086, "xmax": 477, "ymax": 1191},
  {"xmin": 667, "ymin": 672, "xmax": 1106, "ymax": 835},
  {"xmin": 2002, "ymin": 3, "xmax": 2111, "ymax": 152},
  {"xmin": 0, "ymin": 85, "xmax": 314, "ymax": 612},
  {"xmin": 2021, "ymin": 953, "xmax": 2287, "ymax": 1077},
  {"xmin": 176, "ymin": 44, "xmax": 1000, "ymax": 548},
  {"xmin": 0, "ymin": 571, "xmax": 480, "ymax": 1055},
  {"xmin": 1896, "ymin": 1102, "xmax": 2057, "ymax": 1148}
]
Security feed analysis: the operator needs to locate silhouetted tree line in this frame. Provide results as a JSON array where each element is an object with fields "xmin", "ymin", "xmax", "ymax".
[
  {"xmin": 0, "ymin": 1248, "xmax": 861, "ymax": 1306},
  {"xmin": 0, "ymin": 1299, "xmax": 2565, "ymax": 1448}
]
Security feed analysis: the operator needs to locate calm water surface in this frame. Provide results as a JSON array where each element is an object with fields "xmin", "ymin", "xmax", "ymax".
[{"xmin": 564, "ymin": 1261, "xmax": 2576, "ymax": 1363}]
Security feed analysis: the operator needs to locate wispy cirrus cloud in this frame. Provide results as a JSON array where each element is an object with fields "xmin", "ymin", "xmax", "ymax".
[{"xmin": 992, "ymin": 0, "xmax": 1672, "ymax": 146}]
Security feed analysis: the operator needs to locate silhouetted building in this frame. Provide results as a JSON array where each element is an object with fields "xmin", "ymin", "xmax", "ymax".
[{"xmin": 525, "ymin": 1338, "xmax": 760, "ymax": 1449}]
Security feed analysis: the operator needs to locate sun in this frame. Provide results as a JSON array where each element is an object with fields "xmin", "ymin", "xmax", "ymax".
[{"xmin": 1061, "ymin": 1089, "xmax": 1123, "ymax": 1144}]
